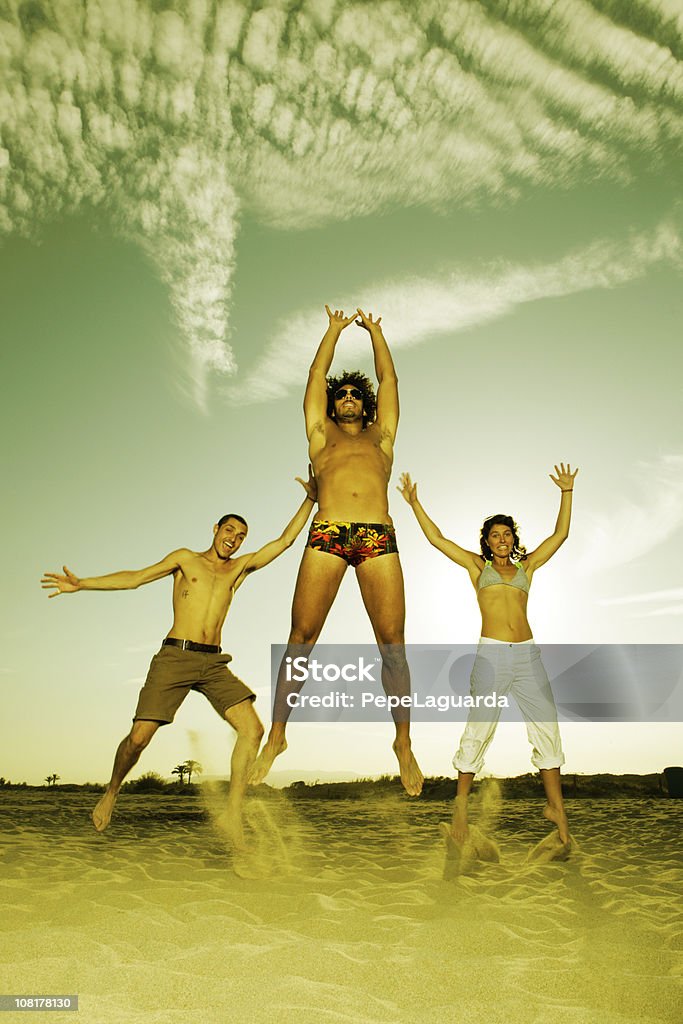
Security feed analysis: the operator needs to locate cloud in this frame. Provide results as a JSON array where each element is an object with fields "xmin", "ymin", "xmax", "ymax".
[
  {"xmin": 598, "ymin": 587, "xmax": 683, "ymax": 618},
  {"xmin": 576, "ymin": 454, "xmax": 683, "ymax": 573},
  {"xmin": 1, "ymin": 1, "xmax": 682, "ymax": 403},
  {"xmin": 637, "ymin": 604, "xmax": 683, "ymax": 617},
  {"xmin": 599, "ymin": 588, "xmax": 683, "ymax": 605},
  {"xmin": 226, "ymin": 217, "xmax": 682, "ymax": 402}
]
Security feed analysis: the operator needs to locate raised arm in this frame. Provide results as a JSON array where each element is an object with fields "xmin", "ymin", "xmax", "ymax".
[
  {"xmin": 41, "ymin": 550, "xmax": 185, "ymax": 598},
  {"xmin": 525, "ymin": 464, "xmax": 578, "ymax": 571},
  {"xmin": 398, "ymin": 474, "xmax": 481, "ymax": 571},
  {"xmin": 355, "ymin": 308, "xmax": 398, "ymax": 442},
  {"xmin": 304, "ymin": 306, "xmax": 356, "ymax": 445},
  {"xmin": 233, "ymin": 471, "xmax": 318, "ymax": 586}
]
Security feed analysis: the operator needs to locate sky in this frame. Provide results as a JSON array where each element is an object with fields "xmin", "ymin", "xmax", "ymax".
[{"xmin": 1, "ymin": 0, "xmax": 682, "ymax": 786}]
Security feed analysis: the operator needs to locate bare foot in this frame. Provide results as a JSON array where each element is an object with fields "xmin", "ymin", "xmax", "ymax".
[
  {"xmin": 543, "ymin": 802, "xmax": 570, "ymax": 844},
  {"xmin": 392, "ymin": 738, "xmax": 423, "ymax": 796},
  {"xmin": 91, "ymin": 790, "xmax": 117, "ymax": 832},
  {"xmin": 248, "ymin": 735, "xmax": 288, "ymax": 785},
  {"xmin": 450, "ymin": 793, "xmax": 469, "ymax": 844}
]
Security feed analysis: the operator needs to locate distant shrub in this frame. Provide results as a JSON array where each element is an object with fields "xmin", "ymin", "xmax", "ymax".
[{"xmin": 122, "ymin": 771, "xmax": 168, "ymax": 793}]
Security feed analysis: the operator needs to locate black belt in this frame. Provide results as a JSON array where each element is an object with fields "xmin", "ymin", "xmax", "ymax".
[{"xmin": 163, "ymin": 638, "xmax": 221, "ymax": 654}]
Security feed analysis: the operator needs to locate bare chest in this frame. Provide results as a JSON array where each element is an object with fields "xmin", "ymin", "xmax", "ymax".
[
  {"xmin": 173, "ymin": 560, "xmax": 239, "ymax": 605},
  {"xmin": 316, "ymin": 429, "xmax": 390, "ymax": 474}
]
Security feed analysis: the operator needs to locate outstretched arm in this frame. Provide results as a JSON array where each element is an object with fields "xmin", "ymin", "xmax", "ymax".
[
  {"xmin": 356, "ymin": 308, "xmax": 398, "ymax": 441},
  {"xmin": 525, "ymin": 464, "xmax": 578, "ymax": 571},
  {"xmin": 398, "ymin": 474, "xmax": 480, "ymax": 570},
  {"xmin": 233, "ymin": 471, "xmax": 318, "ymax": 586},
  {"xmin": 304, "ymin": 306, "xmax": 356, "ymax": 443},
  {"xmin": 41, "ymin": 551, "xmax": 184, "ymax": 597}
]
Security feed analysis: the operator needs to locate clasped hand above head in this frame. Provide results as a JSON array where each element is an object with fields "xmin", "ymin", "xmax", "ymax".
[{"xmin": 325, "ymin": 304, "xmax": 382, "ymax": 333}]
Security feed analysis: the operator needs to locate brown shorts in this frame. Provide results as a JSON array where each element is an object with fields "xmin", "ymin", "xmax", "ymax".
[{"xmin": 133, "ymin": 645, "xmax": 255, "ymax": 724}]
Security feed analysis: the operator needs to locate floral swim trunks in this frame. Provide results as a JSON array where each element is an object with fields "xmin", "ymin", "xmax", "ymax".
[{"xmin": 307, "ymin": 520, "xmax": 399, "ymax": 568}]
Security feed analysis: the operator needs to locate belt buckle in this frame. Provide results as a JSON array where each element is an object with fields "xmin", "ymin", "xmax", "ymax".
[{"xmin": 182, "ymin": 639, "xmax": 192, "ymax": 651}]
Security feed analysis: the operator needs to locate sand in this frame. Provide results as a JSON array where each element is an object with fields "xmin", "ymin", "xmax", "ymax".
[{"xmin": 1, "ymin": 787, "xmax": 682, "ymax": 1024}]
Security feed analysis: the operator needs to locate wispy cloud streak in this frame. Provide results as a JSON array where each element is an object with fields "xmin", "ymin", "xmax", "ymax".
[
  {"xmin": 1, "ymin": 1, "xmax": 682, "ymax": 402},
  {"xmin": 598, "ymin": 588, "xmax": 683, "ymax": 619},
  {"xmin": 228, "ymin": 218, "xmax": 682, "ymax": 403},
  {"xmin": 637, "ymin": 605, "xmax": 683, "ymax": 617},
  {"xmin": 599, "ymin": 588, "xmax": 683, "ymax": 605},
  {"xmin": 577, "ymin": 454, "xmax": 683, "ymax": 573}
]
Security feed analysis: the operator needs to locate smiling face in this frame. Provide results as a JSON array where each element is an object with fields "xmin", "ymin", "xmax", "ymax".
[
  {"xmin": 485, "ymin": 523, "xmax": 515, "ymax": 559},
  {"xmin": 212, "ymin": 517, "xmax": 248, "ymax": 560},
  {"xmin": 326, "ymin": 373, "xmax": 377, "ymax": 424},
  {"xmin": 333, "ymin": 384, "xmax": 364, "ymax": 424}
]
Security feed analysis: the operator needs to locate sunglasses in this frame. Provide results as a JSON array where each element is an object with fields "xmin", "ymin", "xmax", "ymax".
[{"xmin": 334, "ymin": 387, "xmax": 363, "ymax": 401}]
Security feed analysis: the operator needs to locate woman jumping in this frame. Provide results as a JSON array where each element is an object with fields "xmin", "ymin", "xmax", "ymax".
[{"xmin": 399, "ymin": 464, "xmax": 578, "ymax": 847}]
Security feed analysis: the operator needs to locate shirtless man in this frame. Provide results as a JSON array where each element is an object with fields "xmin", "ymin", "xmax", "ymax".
[
  {"xmin": 41, "ymin": 473, "xmax": 317, "ymax": 844},
  {"xmin": 250, "ymin": 306, "xmax": 423, "ymax": 796},
  {"xmin": 399, "ymin": 465, "xmax": 578, "ymax": 845}
]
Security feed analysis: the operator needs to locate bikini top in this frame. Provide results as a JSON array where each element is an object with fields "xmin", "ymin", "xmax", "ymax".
[{"xmin": 477, "ymin": 560, "xmax": 530, "ymax": 594}]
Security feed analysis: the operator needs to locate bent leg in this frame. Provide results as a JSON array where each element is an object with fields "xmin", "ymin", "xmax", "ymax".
[
  {"xmin": 276, "ymin": 545, "xmax": 349, "ymax": 717},
  {"xmin": 356, "ymin": 553, "xmax": 423, "ymax": 796},
  {"xmin": 92, "ymin": 719, "xmax": 160, "ymax": 832},
  {"xmin": 220, "ymin": 699, "xmax": 264, "ymax": 849},
  {"xmin": 249, "ymin": 546, "xmax": 347, "ymax": 784},
  {"xmin": 539, "ymin": 768, "xmax": 570, "ymax": 844},
  {"xmin": 451, "ymin": 716, "xmax": 500, "ymax": 843},
  {"xmin": 451, "ymin": 649, "xmax": 507, "ymax": 840},
  {"xmin": 452, "ymin": 713, "xmax": 502, "ymax": 778},
  {"xmin": 512, "ymin": 649, "xmax": 569, "ymax": 843},
  {"xmin": 453, "ymin": 648, "xmax": 506, "ymax": 776}
]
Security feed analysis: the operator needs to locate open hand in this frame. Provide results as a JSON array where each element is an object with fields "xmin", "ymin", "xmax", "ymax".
[
  {"xmin": 41, "ymin": 566, "xmax": 81, "ymax": 597},
  {"xmin": 549, "ymin": 464, "xmax": 578, "ymax": 492},
  {"xmin": 355, "ymin": 307, "xmax": 382, "ymax": 333},
  {"xmin": 325, "ymin": 305, "xmax": 357, "ymax": 329},
  {"xmin": 397, "ymin": 472, "xmax": 418, "ymax": 505},
  {"xmin": 295, "ymin": 464, "xmax": 318, "ymax": 502}
]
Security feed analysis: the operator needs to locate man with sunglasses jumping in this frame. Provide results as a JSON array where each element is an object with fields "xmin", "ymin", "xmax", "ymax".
[{"xmin": 250, "ymin": 305, "xmax": 424, "ymax": 795}]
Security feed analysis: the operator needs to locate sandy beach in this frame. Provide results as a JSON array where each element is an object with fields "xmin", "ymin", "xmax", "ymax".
[{"xmin": 1, "ymin": 787, "xmax": 682, "ymax": 1024}]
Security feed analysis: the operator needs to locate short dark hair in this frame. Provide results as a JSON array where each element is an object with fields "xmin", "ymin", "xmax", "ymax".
[
  {"xmin": 326, "ymin": 371, "xmax": 377, "ymax": 425},
  {"xmin": 480, "ymin": 515, "xmax": 526, "ymax": 561},
  {"xmin": 216, "ymin": 513, "xmax": 248, "ymax": 530}
]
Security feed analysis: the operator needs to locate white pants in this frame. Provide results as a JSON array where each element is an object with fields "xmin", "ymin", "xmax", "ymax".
[{"xmin": 453, "ymin": 639, "xmax": 565, "ymax": 775}]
